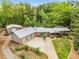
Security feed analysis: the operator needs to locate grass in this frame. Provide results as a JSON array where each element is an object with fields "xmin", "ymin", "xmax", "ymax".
[{"xmin": 53, "ymin": 37, "xmax": 71, "ymax": 59}]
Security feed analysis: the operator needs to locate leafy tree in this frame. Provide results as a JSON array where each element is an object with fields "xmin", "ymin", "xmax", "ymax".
[
  {"xmin": 0, "ymin": 0, "xmax": 12, "ymax": 27},
  {"xmin": 0, "ymin": 1, "xmax": 77, "ymax": 28},
  {"xmin": 37, "ymin": 2, "xmax": 75, "ymax": 27}
]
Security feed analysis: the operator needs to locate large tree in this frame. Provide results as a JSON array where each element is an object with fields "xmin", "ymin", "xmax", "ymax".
[{"xmin": 71, "ymin": 11, "xmax": 79, "ymax": 51}]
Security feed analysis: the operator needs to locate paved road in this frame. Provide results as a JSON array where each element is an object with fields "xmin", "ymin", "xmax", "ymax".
[{"xmin": 25, "ymin": 37, "xmax": 58, "ymax": 59}]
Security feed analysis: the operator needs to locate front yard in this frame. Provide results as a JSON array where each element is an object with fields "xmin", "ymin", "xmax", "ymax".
[
  {"xmin": 9, "ymin": 41, "xmax": 48, "ymax": 59},
  {"xmin": 53, "ymin": 37, "xmax": 71, "ymax": 59}
]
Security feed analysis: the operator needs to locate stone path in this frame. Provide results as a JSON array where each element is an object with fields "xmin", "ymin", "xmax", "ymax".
[{"xmin": 25, "ymin": 37, "xmax": 58, "ymax": 59}]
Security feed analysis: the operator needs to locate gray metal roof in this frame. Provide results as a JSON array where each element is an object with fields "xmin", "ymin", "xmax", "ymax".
[
  {"xmin": 34, "ymin": 27, "xmax": 48, "ymax": 32},
  {"xmin": 48, "ymin": 27, "xmax": 70, "ymax": 33},
  {"xmin": 13, "ymin": 27, "xmax": 36, "ymax": 39},
  {"xmin": 10, "ymin": 27, "xmax": 70, "ymax": 39}
]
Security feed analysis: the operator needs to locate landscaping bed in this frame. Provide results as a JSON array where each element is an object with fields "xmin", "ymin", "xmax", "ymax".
[
  {"xmin": 9, "ymin": 41, "xmax": 48, "ymax": 59},
  {"xmin": 53, "ymin": 37, "xmax": 71, "ymax": 59}
]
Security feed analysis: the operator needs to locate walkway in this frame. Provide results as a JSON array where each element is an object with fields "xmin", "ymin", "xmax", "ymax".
[{"xmin": 25, "ymin": 37, "xmax": 58, "ymax": 59}]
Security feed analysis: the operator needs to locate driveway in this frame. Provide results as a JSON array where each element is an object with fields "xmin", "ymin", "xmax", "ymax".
[{"xmin": 25, "ymin": 37, "xmax": 58, "ymax": 59}]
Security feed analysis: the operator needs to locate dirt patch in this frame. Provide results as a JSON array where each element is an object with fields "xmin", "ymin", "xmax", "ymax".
[
  {"xmin": 69, "ymin": 49, "xmax": 79, "ymax": 59},
  {"xmin": 0, "ymin": 29, "xmax": 9, "ymax": 44},
  {"xmin": 0, "ymin": 29, "xmax": 9, "ymax": 59}
]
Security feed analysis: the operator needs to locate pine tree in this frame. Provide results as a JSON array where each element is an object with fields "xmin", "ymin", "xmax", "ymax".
[{"xmin": 71, "ymin": 13, "xmax": 79, "ymax": 51}]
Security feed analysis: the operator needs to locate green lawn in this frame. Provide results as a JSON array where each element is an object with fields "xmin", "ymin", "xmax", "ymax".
[{"xmin": 53, "ymin": 37, "xmax": 71, "ymax": 59}]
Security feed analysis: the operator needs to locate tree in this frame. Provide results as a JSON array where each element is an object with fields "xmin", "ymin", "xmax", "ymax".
[
  {"xmin": 0, "ymin": 1, "xmax": 77, "ymax": 28},
  {"xmin": 37, "ymin": 2, "xmax": 75, "ymax": 27},
  {"xmin": 1, "ymin": 0, "xmax": 12, "ymax": 27},
  {"xmin": 71, "ymin": 11, "xmax": 79, "ymax": 51}
]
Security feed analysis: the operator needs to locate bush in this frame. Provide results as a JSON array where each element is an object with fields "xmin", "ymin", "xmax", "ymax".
[
  {"xmin": 34, "ymin": 47, "xmax": 42, "ymax": 55},
  {"xmin": 15, "ymin": 47, "xmax": 24, "ymax": 51},
  {"xmin": 21, "ymin": 56, "xmax": 25, "ymax": 59},
  {"xmin": 24, "ymin": 45, "xmax": 29, "ymax": 51},
  {"xmin": 15, "ymin": 45, "xmax": 30, "ymax": 51}
]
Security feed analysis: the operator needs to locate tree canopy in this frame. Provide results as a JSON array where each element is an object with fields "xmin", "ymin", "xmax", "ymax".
[{"xmin": 0, "ymin": 1, "xmax": 76, "ymax": 28}]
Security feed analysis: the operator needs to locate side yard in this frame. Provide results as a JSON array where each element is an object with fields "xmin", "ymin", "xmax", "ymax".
[{"xmin": 53, "ymin": 37, "xmax": 71, "ymax": 59}]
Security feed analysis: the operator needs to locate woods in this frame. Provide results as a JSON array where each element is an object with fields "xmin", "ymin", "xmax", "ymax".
[{"xmin": 0, "ymin": 0, "xmax": 76, "ymax": 28}]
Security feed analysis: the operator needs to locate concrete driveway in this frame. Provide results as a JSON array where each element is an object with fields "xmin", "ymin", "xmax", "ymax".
[{"xmin": 25, "ymin": 37, "xmax": 58, "ymax": 59}]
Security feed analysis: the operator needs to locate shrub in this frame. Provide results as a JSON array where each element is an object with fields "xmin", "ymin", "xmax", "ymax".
[
  {"xmin": 15, "ymin": 47, "xmax": 24, "ymax": 51},
  {"xmin": 24, "ymin": 45, "xmax": 29, "ymax": 51},
  {"xmin": 34, "ymin": 47, "xmax": 42, "ymax": 55},
  {"xmin": 21, "ymin": 56, "xmax": 25, "ymax": 59}
]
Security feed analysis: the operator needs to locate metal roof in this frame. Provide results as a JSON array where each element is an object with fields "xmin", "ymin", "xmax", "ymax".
[
  {"xmin": 10, "ymin": 26, "xmax": 70, "ymax": 39},
  {"xmin": 34, "ymin": 27, "xmax": 48, "ymax": 32},
  {"xmin": 48, "ymin": 27, "xmax": 70, "ymax": 33},
  {"xmin": 13, "ymin": 27, "xmax": 36, "ymax": 39},
  {"xmin": 6, "ymin": 24, "xmax": 22, "ymax": 29}
]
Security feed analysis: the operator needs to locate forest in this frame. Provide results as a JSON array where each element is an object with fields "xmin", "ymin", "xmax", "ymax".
[{"xmin": 0, "ymin": 0, "xmax": 78, "ymax": 28}]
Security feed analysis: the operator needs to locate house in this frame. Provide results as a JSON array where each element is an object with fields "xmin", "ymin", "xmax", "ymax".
[
  {"xmin": 48, "ymin": 27, "xmax": 70, "ymax": 37},
  {"xmin": 6, "ymin": 24, "xmax": 70, "ymax": 44},
  {"xmin": 48, "ymin": 27, "xmax": 70, "ymax": 34},
  {"xmin": 34, "ymin": 27, "xmax": 48, "ymax": 37}
]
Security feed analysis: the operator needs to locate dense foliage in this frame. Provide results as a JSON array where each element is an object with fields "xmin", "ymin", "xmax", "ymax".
[
  {"xmin": 70, "ymin": 10, "xmax": 79, "ymax": 51},
  {"xmin": 0, "ymin": 0, "xmax": 76, "ymax": 28}
]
